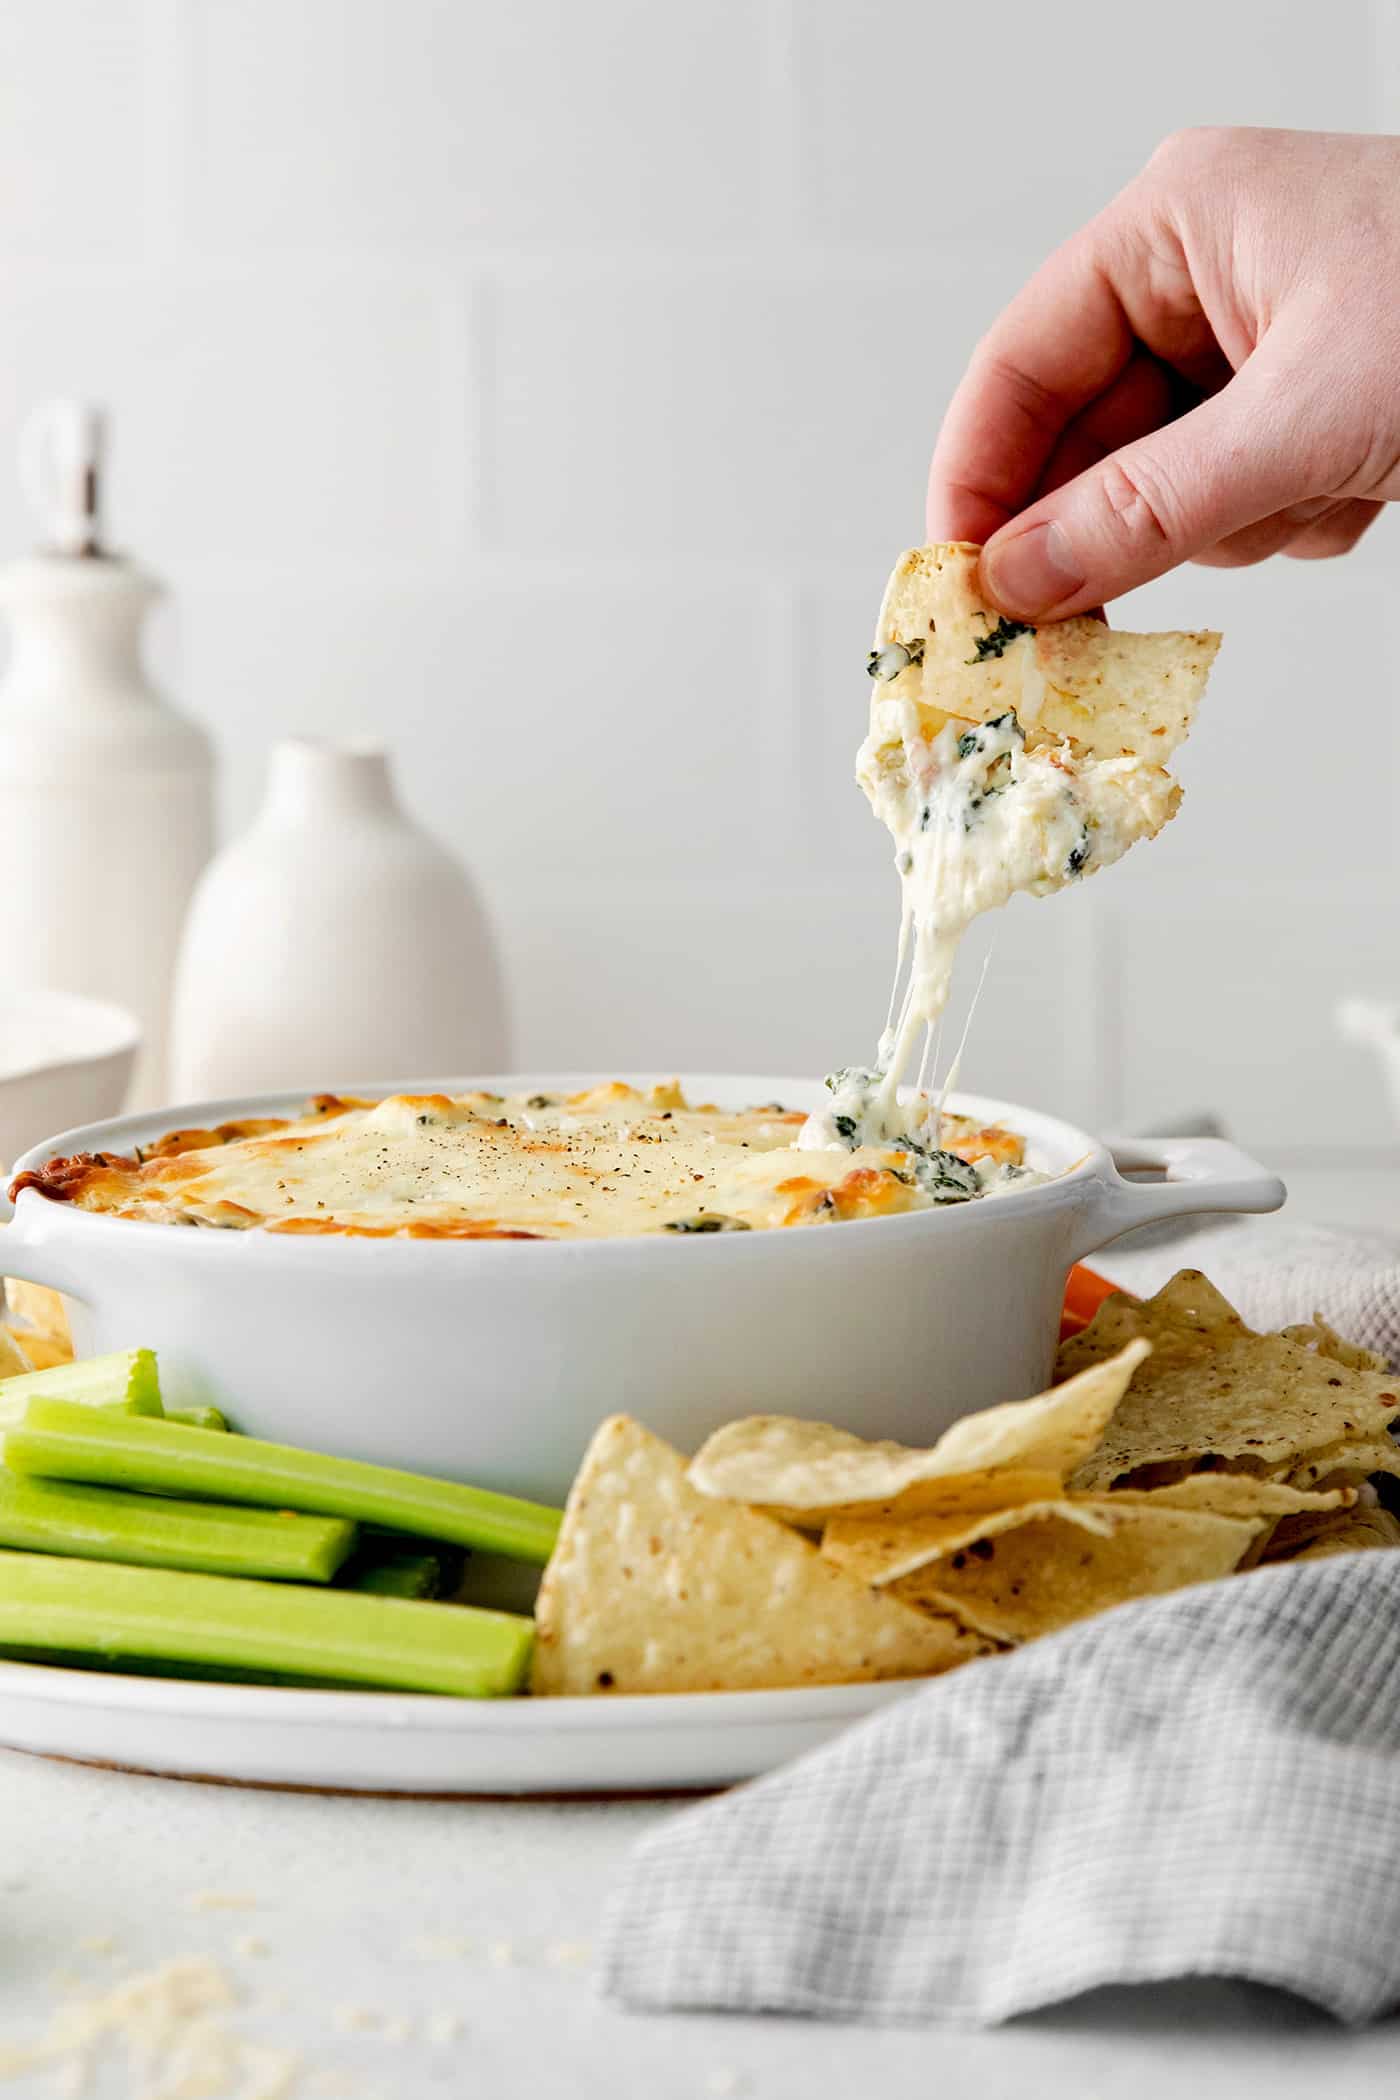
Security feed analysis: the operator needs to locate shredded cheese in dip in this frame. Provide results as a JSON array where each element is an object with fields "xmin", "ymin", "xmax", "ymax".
[{"xmin": 12, "ymin": 1081, "xmax": 1046, "ymax": 1239}]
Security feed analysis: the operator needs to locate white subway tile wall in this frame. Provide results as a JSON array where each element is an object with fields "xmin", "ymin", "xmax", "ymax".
[{"xmin": 3, "ymin": 0, "xmax": 1396, "ymax": 1168}]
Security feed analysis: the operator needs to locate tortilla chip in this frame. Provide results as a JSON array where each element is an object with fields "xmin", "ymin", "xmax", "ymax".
[
  {"xmin": 1059, "ymin": 1272, "xmax": 1400, "ymax": 1490},
  {"xmin": 1283, "ymin": 1436, "xmax": 1400, "ymax": 1493},
  {"xmin": 696, "ymin": 1461, "xmax": 1061, "ymax": 1532},
  {"xmin": 687, "ymin": 1342, "xmax": 1148, "ymax": 1525},
  {"xmin": 930, "ymin": 1341, "xmax": 1151, "ymax": 1477},
  {"xmin": 871, "ymin": 543, "xmax": 1217, "ymax": 760},
  {"xmin": 1059, "ymin": 1269, "xmax": 1241, "ymax": 1361},
  {"xmin": 1283, "ymin": 1505, "xmax": 1400, "ymax": 1561},
  {"xmin": 531, "ymin": 1416, "xmax": 992, "ymax": 1695},
  {"xmin": 3, "ymin": 1281, "xmax": 71, "ymax": 1350},
  {"xmin": 821, "ymin": 1498, "xmax": 1117, "ymax": 1590},
  {"xmin": 832, "ymin": 1501, "xmax": 1262, "ymax": 1646},
  {"xmin": 3, "ymin": 1326, "xmax": 68, "ymax": 1371},
  {"xmin": 1279, "ymin": 1316, "xmax": 1389, "ymax": 1373},
  {"xmin": 1110, "ymin": 1476, "xmax": 1358, "ymax": 1571},
  {"xmin": 0, "ymin": 1328, "xmax": 32, "ymax": 1380},
  {"xmin": 1110, "ymin": 1473, "xmax": 1356, "ymax": 1569},
  {"xmin": 1109, "ymin": 1476, "xmax": 1355, "ymax": 1519},
  {"xmin": 1031, "ymin": 622, "xmax": 1218, "ymax": 762},
  {"xmin": 684, "ymin": 1411, "xmax": 1054, "ymax": 1525}
]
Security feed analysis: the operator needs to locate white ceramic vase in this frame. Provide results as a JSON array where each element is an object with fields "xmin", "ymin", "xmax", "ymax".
[{"xmin": 168, "ymin": 738, "xmax": 509, "ymax": 1100}]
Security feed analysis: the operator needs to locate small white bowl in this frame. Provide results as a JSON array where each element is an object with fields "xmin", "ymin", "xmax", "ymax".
[{"xmin": 0, "ymin": 990, "xmax": 139, "ymax": 1169}]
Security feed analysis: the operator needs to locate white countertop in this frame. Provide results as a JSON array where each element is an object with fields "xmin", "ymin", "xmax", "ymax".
[
  {"xmin": 0, "ymin": 1744, "xmax": 1395, "ymax": 2100},
  {"xmin": 2, "ymin": 1164, "xmax": 1396, "ymax": 2095}
]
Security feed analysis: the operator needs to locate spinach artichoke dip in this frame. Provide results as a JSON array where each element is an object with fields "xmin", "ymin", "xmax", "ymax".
[
  {"xmin": 14, "ymin": 545, "xmax": 1219, "ymax": 1242},
  {"xmin": 800, "ymin": 544, "xmax": 1219, "ymax": 1158},
  {"xmin": 11, "ymin": 1082, "xmax": 1041, "ymax": 1238}
]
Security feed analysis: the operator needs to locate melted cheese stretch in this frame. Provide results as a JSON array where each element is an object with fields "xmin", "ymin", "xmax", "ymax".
[
  {"xmin": 13, "ymin": 1082, "xmax": 1048, "ymax": 1240},
  {"xmin": 872, "ymin": 709, "xmax": 1176, "ymax": 1086},
  {"xmin": 800, "ymin": 704, "xmax": 1178, "ymax": 1156}
]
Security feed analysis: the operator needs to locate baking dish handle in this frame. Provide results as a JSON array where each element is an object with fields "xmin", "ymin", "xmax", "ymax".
[
  {"xmin": 1069, "ymin": 1134, "xmax": 1285, "ymax": 1260},
  {"xmin": 0, "ymin": 1194, "xmax": 87, "ymax": 1294}
]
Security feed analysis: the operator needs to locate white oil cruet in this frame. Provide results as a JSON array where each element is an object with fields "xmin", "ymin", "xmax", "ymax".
[{"xmin": 0, "ymin": 402, "xmax": 213, "ymax": 1106}]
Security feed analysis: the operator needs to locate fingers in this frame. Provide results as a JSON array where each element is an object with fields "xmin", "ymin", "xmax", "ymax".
[
  {"xmin": 978, "ymin": 340, "xmax": 1335, "ymax": 617},
  {"xmin": 927, "ymin": 227, "xmax": 1136, "ymax": 542},
  {"xmin": 1031, "ymin": 352, "xmax": 1180, "ymax": 501},
  {"xmin": 1189, "ymin": 499, "xmax": 1345, "ymax": 568},
  {"xmin": 1283, "ymin": 498, "xmax": 1384, "ymax": 560},
  {"xmin": 926, "ymin": 155, "xmax": 1231, "ymax": 547}
]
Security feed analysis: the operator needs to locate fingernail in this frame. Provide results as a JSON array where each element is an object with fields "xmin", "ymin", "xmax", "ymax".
[{"xmin": 983, "ymin": 521, "xmax": 1085, "ymax": 618}]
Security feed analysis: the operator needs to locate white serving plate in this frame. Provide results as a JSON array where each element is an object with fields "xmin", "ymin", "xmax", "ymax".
[{"xmin": 0, "ymin": 1658, "xmax": 926, "ymax": 1796}]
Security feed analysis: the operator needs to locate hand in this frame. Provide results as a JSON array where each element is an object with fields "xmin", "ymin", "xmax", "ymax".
[{"xmin": 927, "ymin": 128, "xmax": 1400, "ymax": 618}]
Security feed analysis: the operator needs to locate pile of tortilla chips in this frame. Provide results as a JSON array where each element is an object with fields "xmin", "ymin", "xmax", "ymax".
[{"xmin": 531, "ymin": 1271, "xmax": 1400, "ymax": 1696}]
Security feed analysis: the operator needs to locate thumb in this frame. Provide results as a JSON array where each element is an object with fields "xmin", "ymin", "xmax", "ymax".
[{"xmin": 979, "ymin": 351, "xmax": 1328, "ymax": 617}]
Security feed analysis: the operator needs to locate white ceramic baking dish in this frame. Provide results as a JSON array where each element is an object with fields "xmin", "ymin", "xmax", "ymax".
[{"xmin": 0, "ymin": 1075, "xmax": 1284, "ymax": 1503}]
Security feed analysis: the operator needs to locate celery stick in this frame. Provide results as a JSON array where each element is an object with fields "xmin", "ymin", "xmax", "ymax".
[
  {"xmin": 0, "ymin": 1350, "xmax": 161, "ymax": 1428},
  {"xmin": 0, "ymin": 1471, "xmax": 354, "ymax": 1583},
  {"xmin": 347, "ymin": 1548, "xmax": 443, "ymax": 1599},
  {"xmin": 0, "ymin": 1551, "xmax": 533, "ymax": 1696},
  {"xmin": 0, "ymin": 1648, "xmax": 353, "ymax": 1688},
  {"xmin": 0, "ymin": 1647, "xmax": 347, "ymax": 1688},
  {"xmin": 7, "ymin": 1401, "xmax": 562, "ymax": 1564},
  {"xmin": 165, "ymin": 1407, "xmax": 229, "ymax": 1433}
]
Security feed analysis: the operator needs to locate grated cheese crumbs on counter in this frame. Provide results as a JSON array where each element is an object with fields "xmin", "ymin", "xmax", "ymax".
[
  {"xmin": 190, "ymin": 1890, "xmax": 259, "ymax": 1912},
  {"xmin": 0, "ymin": 1956, "xmax": 302, "ymax": 2099}
]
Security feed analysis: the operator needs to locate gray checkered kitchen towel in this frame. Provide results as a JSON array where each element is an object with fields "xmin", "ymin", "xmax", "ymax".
[{"xmin": 602, "ymin": 1554, "xmax": 1400, "ymax": 2025}]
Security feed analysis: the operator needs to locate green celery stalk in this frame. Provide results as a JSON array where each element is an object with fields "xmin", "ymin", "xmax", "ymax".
[
  {"xmin": 346, "ymin": 1548, "xmax": 443, "ymax": 1599},
  {"xmin": 165, "ymin": 1407, "xmax": 229, "ymax": 1433},
  {"xmin": 0, "ymin": 1351, "xmax": 161, "ymax": 1427},
  {"xmin": 0, "ymin": 1647, "xmax": 350, "ymax": 1688},
  {"xmin": 0, "ymin": 1471, "xmax": 354, "ymax": 1583},
  {"xmin": 0, "ymin": 1550, "xmax": 532, "ymax": 1697},
  {"xmin": 6, "ymin": 1401, "xmax": 562, "ymax": 1564}
]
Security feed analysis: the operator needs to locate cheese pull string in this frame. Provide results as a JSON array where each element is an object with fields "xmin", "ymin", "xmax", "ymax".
[
  {"xmin": 933, "ymin": 939, "xmax": 996, "ymax": 1147},
  {"xmin": 879, "ymin": 901, "xmax": 914, "ymax": 1056},
  {"xmin": 915, "ymin": 1015, "xmax": 942, "ymax": 1101}
]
